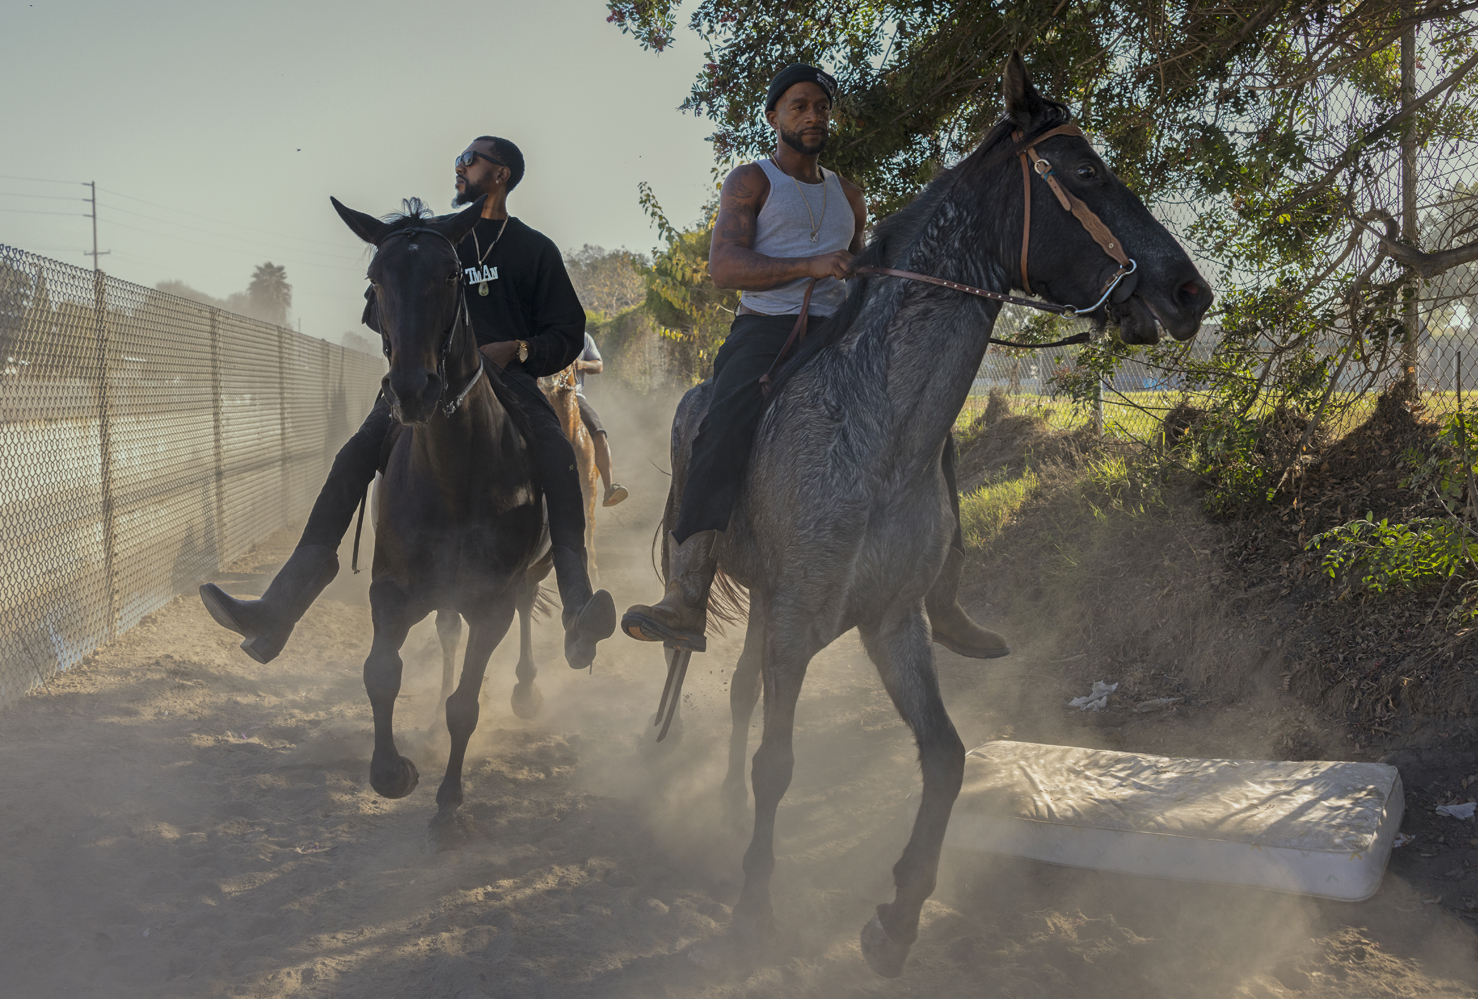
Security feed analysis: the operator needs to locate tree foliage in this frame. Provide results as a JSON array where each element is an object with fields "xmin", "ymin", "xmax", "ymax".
[
  {"xmin": 565, "ymin": 244, "xmax": 650, "ymax": 321},
  {"xmin": 247, "ymin": 262, "xmax": 292, "ymax": 327}
]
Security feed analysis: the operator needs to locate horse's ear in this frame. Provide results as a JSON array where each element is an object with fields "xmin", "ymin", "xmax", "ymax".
[
  {"xmin": 330, "ymin": 196, "xmax": 389, "ymax": 245},
  {"xmin": 1002, "ymin": 50, "xmax": 1047, "ymax": 127},
  {"xmin": 440, "ymin": 196, "xmax": 487, "ymax": 245}
]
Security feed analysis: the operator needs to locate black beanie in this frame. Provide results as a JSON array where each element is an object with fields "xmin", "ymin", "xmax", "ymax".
[{"xmin": 765, "ymin": 64, "xmax": 838, "ymax": 113}]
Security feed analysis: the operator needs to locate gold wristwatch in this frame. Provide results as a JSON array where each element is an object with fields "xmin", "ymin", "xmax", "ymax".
[{"xmin": 516, "ymin": 340, "xmax": 529, "ymax": 363}]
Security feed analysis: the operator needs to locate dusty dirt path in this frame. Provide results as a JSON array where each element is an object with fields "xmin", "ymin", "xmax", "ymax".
[{"xmin": 2, "ymin": 382, "xmax": 1476, "ymax": 999}]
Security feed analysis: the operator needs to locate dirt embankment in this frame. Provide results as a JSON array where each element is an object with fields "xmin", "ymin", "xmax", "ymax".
[{"xmin": 953, "ymin": 394, "xmax": 1478, "ymax": 929}]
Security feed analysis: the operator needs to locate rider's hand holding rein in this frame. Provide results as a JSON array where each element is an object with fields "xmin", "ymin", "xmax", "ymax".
[
  {"xmin": 806, "ymin": 249, "xmax": 855, "ymax": 282},
  {"xmin": 480, "ymin": 340, "xmax": 521, "ymax": 369}
]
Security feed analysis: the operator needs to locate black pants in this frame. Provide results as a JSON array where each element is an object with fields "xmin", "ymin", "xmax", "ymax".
[
  {"xmin": 673, "ymin": 313, "xmax": 821, "ymax": 543},
  {"xmin": 673, "ymin": 313, "xmax": 966, "ymax": 549},
  {"xmin": 299, "ymin": 364, "xmax": 587, "ymax": 556}
]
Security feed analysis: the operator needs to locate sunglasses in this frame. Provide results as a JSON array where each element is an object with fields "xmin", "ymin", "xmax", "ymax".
[{"xmin": 455, "ymin": 150, "xmax": 507, "ymax": 171}]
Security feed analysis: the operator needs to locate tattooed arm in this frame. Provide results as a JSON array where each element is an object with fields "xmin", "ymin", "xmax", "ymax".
[{"xmin": 708, "ymin": 163, "xmax": 857, "ymax": 291}]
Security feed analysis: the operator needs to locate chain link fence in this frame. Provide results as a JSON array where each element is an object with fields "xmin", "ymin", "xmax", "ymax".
[{"xmin": 0, "ymin": 244, "xmax": 384, "ymax": 708}]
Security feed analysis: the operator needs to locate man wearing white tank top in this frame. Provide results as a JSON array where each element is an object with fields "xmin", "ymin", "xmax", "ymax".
[{"xmin": 624, "ymin": 65, "xmax": 1009, "ymax": 661}]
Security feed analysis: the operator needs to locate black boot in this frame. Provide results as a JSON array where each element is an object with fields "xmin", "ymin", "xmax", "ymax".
[
  {"xmin": 199, "ymin": 545, "xmax": 339, "ymax": 664},
  {"xmin": 551, "ymin": 546, "xmax": 615, "ymax": 669}
]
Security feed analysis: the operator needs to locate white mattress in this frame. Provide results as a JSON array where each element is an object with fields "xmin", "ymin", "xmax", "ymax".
[{"xmin": 945, "ymin": 741, "xmax": 1404, "ymax": 901}]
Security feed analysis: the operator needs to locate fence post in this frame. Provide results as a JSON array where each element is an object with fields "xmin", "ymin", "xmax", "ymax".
[
  {"xmin": 209, "ymin": 309, "xmax": 227, "ymax": 566},
  {"xmin": 1093, "ymin": 377, "xmax": 1105, "ymax": 437},
  {"xmin": 92, "ymin": 270, "xmax": 118, "ymax": 639},
  {"xmin": 1400, "ymin": 16, "xmax": 1420, "ymax": 396}
]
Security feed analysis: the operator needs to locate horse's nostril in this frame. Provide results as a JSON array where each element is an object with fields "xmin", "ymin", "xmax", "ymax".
[{"xmin": 1178, "ymin": 278, "xmax": 1213, "ymax": 315}]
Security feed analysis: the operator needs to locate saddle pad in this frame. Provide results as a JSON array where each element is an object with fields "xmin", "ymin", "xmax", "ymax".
[{"xmin": 945, "ymin": 741, "xmax": 1404, "ymax": 901}]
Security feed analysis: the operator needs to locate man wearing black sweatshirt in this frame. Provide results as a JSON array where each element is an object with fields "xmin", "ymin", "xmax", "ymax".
[{"xmin": 199, "ymin": 136, "xmax": 616, "ymax": 671}]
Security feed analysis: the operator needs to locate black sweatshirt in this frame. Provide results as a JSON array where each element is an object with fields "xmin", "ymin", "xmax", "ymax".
[{"xmin": 362, "ymin": 215, "xmax": 585, "ymax": 378}]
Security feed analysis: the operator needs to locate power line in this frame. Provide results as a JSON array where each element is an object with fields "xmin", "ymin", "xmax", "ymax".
[
  {"xmin": 0, "ymin": 207, "xmax": 86, "ymax": 217},
  {"xmin": 96, "ymin": 217, "xmax": 364, "ymax": 273},
  {"xmin": 0, "ymin": 174, "xmax": 82, "ymax": 186},
  {"xmin": 97, "ymin": 203, "xmax": 362, "ymax": 263},
  {"xmin": 98, "ymin": 186, "xmax": 363, "ymax": 250},
  {"xmin": 0, "ymin": 191, "xmax": 89, "ymax": 202}
]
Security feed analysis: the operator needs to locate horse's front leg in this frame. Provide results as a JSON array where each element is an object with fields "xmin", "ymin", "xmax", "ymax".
[
  {"xmin": 365, "ymin": 578, "xmax": 420, "ymax": 799},
  {"xmin": 431, "ymin": 596, "xmax": 517, "ymax": 850},
  {"xmin": 855, "ymin": 603, "xmax": 966, "ymax": 978},
  {"xmin": 733, "ymin": 603, "xmax": 820, "ymax": 944},
  {"xmin": 432, "ymin": 608, "xmax": 461, "ymax": 729}
]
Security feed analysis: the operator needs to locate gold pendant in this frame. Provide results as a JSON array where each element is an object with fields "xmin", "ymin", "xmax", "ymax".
[
  {"xmin": 810, "ymin": 232, "xmax": 818, "ymax": 243},
  {"xmin": 479, "ymin": 282, "xmax": 489, "ymax": 296}
]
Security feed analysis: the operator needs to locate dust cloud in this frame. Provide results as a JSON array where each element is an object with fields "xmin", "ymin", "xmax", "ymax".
[{"xmin": 0, "ymin": 378, "xmax": 1474, "ymax": 998}]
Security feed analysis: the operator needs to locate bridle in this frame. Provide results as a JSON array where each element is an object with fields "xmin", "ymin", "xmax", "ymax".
[
  {"xmin": 374, "ymin": 225, "xmax": 484, "ymax": 418},
  {"xmin": 759, "ymin": 121, "xmax": 1140, "ymax": 397},
  {"xmin": 855, "ymin": 123, "xmax": 1138, "ymax": 320}
]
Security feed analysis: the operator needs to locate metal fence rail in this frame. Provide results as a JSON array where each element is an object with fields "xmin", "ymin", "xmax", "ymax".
[{"xmin": 0, "ymin": 244, "xmax": 383, "ymax": 708}]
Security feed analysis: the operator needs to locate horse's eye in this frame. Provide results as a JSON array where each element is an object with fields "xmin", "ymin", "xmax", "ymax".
[{"xmin": 1077, "ymin": 164, "xmax": 1098, "ymax": 180}]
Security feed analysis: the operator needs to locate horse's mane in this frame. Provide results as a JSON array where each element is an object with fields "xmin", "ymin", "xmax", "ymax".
[
  {"xmin": 761, "ymin": 103, "xmax": 1071, "ymax": 400},
  {"xmin": 381, "ymin": 197, "xmax": 437, "ymax": 229}
]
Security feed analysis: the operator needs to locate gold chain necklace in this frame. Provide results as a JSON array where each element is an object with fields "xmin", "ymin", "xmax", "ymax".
[
  {"xmin": 779, "ymin": 160, "xmax": 828, "ymax": 243},
  {"xmin": 470, "ymin": 217, "xmax": 510, "ymax": 296}
]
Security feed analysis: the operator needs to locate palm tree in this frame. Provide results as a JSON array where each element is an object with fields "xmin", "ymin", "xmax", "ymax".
[{"xmin": 247, "ymin": 262, "xmax": 292, "ymax": 326}]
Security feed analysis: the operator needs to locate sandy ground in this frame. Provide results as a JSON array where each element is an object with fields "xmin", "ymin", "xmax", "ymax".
[{"xmin": 2, "ymin": 381, "xmax": 1477, "ymax": 999}]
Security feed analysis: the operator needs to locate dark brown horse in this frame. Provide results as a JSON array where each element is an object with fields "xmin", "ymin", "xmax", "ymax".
[{"xmin": 331, "ymin": 195, "xmax": 547, "ymax": 848}]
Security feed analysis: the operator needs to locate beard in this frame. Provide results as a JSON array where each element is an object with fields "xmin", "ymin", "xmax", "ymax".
[
  {"xmin": 779, "ymin": 125, "xmax": 828, "ymax": 156},
  {"xmin": 453, "ymin": 176, "xmax": 488, "ymax": 208}
]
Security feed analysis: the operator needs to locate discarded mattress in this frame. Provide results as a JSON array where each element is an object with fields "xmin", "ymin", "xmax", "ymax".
[{"xmin": 945, "ymin": 741, "xmax": 1404, "ymax": 901}]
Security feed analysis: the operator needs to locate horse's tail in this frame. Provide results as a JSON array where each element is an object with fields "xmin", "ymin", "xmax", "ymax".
[
  {"xmin": 706, "ymin": 568, "xmax": 748, "ymax": 634},
  {"xmin": 531, "ymin": 582, "xmax": 555, "ymax": 619}
]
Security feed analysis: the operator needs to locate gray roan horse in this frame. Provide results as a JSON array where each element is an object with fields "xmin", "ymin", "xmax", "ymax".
[
  {"xmin": 653, "ymin": 55, "xmax": 1212, "ymax": 976},
  {"xmin": 330, "ymin": 195, "xmax": 550, "ymax": 849}
]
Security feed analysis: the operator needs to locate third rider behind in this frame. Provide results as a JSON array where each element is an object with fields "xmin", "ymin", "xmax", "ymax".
[{"xmin": 622, "ymin": 64, "xmax": 1010, "ymax": 660}]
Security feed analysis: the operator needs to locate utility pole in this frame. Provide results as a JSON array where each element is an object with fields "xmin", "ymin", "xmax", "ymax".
[
  {"xmin": 86, "ymin": 181, "xmax": 110, "ymax": 271},
  {"xmin": 1400, "ymin": 17, "xmax": 1419, "ymax": 397}
]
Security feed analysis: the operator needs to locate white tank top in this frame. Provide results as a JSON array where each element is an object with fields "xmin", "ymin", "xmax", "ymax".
[{"xmin": 739, "ymin": 158, "xmax": 854, "ymax": 317}]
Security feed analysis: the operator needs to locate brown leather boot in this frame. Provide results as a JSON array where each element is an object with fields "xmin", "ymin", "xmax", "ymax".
[
  {"xmin": 926, "ymin": 546, "xmax": 1010, "ymax": 659},
  {"xmin": 621, "ymin": 530, "xmax": 720, "ymax": 652}
]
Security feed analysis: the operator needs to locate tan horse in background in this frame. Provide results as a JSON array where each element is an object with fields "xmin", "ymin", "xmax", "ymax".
[{"xmin": 540, "ymin": 364, "xmax": 600, "ymax": 581}]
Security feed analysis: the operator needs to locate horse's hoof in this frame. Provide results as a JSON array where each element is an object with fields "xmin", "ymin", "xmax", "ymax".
[
  {"xmin": 727, "ymin": 906, "xmax": 776, "ymax": 952},
  {"xmin": 428, "ymin": 809, "xmax": 474, "ymax": 852},
  {"xmin": 860, "ymin": 912, "xmax": 910, "ymax": 979},
  {"xmin": 510, "ymin": 681, "xmax": 543, "ymax": 719},
  {"xmin": 370, "ymin": 755, "xmax": 419, "ymax": 799}
]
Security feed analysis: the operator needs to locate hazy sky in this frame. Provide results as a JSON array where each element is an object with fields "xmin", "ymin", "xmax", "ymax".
[{"xmin": 0, "ymin": 0, "xmax": 719, "ymax": 341}]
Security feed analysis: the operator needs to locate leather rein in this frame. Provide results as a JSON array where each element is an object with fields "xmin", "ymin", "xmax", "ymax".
[
  {"xmin": 374, "ymin": 225, "xmax": 485, "ymax": 419},
  {"xmin": 759, "ymin": 123, "xmax": 1138, "ymax": 397}
]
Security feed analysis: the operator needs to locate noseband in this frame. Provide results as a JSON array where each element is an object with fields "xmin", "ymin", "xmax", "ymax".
[{"xmin": 375, "ymin": 225, "xmax": 483, "ymax": 418}]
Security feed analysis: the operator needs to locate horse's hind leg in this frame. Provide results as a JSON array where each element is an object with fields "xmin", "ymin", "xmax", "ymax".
[
  {"xmin": 510, "ymin": 569, "xmax": 544, "ymax": 719},
  {"xmin": 432, "ymin": 609, "xmax": 461, "ymax": 729},
  {"xmin": 722, "ymin": 609, "xmax": 764, "ymax": 829},
  {"xmin": 855, "ymin": 604, "xmax": 966, "ymax": 978},
  {"xmin": 431, "ymin": 597, "xmax": 517, "ymax": 851},
  {"xmin": 364, "ymin": 578, "xmax": 421, "ymax": 800}
]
